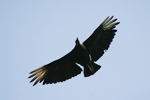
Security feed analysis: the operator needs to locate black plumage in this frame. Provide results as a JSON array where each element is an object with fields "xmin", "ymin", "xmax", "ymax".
[{"xmin": 28, "ymin": 16, "xmax": 120, "ymax": 86}]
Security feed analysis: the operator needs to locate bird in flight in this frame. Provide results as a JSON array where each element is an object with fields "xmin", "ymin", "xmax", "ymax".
[{"xmin": 28, "ymin": 16, "xmax": 120, "ymax": 86}]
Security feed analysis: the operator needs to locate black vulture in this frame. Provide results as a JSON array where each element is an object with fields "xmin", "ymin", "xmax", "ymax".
[{"xmin": 28, "ymin": 16, "xmax": 120, "ymax": 86}]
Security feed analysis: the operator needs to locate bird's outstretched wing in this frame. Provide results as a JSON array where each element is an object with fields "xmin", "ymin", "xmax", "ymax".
[
  {"xmin": 83, "ymin": 16, "xmax": 120, "ymax": 61},
  {"xmin": 28, "ymin": 48, "xmax": 82, "ymax": 86}
]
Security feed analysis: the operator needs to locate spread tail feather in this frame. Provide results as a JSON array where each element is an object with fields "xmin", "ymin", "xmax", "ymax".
[{"xmin": 84, "ymin": 62, "xmax": 101, "ymax": 77}]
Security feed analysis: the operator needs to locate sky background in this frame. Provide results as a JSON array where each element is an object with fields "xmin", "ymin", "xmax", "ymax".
[{"xmin": 1, "ymin": 0, "xmax": 150, "ymax": 100}]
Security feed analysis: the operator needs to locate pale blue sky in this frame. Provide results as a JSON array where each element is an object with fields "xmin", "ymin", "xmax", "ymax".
[{"xmin": 1, "ymin": 0, "xmax": 150, "ymax": 100}]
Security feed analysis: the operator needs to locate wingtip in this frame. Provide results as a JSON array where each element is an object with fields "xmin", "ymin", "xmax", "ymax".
[
  {"xmin": 33, "ymin": 83, "xmax": 37, "ymax": 86},
  {"xmin": 115, "ymin": 22, "xmax": 120, "ymax": 25},
  {"xmin": 110, "ymin": 15, "xmax": 115, "ymax": 18},
  {"xmin": 117, "ymin": 22, "xmax": 120, "ymax": 24}
]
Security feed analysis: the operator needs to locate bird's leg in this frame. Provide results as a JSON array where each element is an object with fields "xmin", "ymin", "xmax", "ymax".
[{"xmin": 86, "ymin": 64, "xmax": 94, "ymax": 73}]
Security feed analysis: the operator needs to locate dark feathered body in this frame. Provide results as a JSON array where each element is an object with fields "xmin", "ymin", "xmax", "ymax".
[{"xmin": 29, "ymin": 16, "xmax": 120, "ymax": 86}]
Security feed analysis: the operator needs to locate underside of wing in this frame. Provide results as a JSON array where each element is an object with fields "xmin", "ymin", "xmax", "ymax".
[
  {"xmin": 29, "ymin": 61, "xmax": 82, "ymax": 86},
  {"xmin": 28, "ymin": 48, "xmax": 82, "ymax": 86},
  {"xmin": 83, "ymin": 16, "xmax": 120, "ymax": 61}
]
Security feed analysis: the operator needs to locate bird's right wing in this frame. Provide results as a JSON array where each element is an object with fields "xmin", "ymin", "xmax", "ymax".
[
  {"xmin": 28, "ymin": 47, "xmax": 82, "ymax": 86},
  {"xmin": 83, "ymin": 16, "xmax": 120, "ymax": 61}
]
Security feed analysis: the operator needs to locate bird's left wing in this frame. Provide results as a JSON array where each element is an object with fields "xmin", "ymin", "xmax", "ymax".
[
  {"xmin": 28, "ymin": 47, "xmax": 82, "ymax": 86},
  {"xmin": 83, "ymin": 16, "xmax": 120, "ymax": 61}
]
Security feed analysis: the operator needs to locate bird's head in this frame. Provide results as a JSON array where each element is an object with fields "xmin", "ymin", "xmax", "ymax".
[{"xmin": 75, "ymin": 37, "xmax": 80, "ymax": 46}]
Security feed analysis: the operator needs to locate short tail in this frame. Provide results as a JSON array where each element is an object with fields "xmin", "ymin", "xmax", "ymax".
[{"xmin": 84, "ymin": 62, "xmax": 101, "ymax": 77}]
